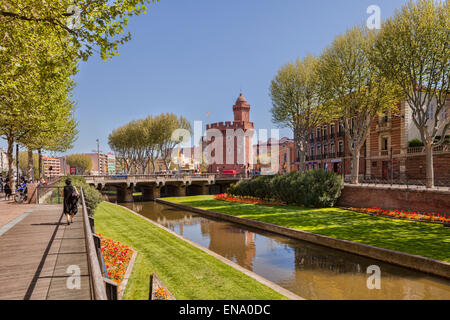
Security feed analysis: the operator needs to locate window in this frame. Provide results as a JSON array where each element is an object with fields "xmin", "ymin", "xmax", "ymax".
[
  {"xmin": 331, "ymin": 143, "xmax": 335, "ymax": 153},
  {"xmin": 284, "ymin": 153, "xmax": 287, "ymax": 163},
  {"xmin": 382, "ymin": 137, "xmax": 389, "ymax": 151},
  {"xmin": 316, "ymin": 128, "xmax": 321, "ymax": 138},
  {"xmin": 338, "ymin": 141, "xmax": 343, "ymax": 153},
  {"xmin": 330, "ymin": 124, "xmax": 335, "ymax": 135},
  {"xmin": 372, "ymin": 161, "xmax": 377, "ymax": 167},
  {"xmin": 323, "ymin": 125, "xmax": 327, "ymax": 136}
]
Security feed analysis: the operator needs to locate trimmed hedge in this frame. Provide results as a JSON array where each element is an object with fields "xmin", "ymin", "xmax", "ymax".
[{"xmin": 227, "ymin": 170, "xmax": 344, "ymax": 208}]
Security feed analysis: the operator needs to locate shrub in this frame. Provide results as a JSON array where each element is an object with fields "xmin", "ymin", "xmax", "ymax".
[
  {"xmin": 301, "ymin": 170, "xmax": 343, "ymax": 207},
  {"xmin": 83, "ymin": 184, "xmax": 103, "ymax": 216},
  {"xmin": 226, "ymin": 170, "xmax": 343, "ymax": 208},
  {"xmin": 408, "ymin": 139, "xmax": 424, "ymax": 147}
]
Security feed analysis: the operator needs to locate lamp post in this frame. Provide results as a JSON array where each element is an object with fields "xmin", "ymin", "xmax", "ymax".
[{"xmin": 96, "ymin": 139, "xmax": 100, "ymax": 176}]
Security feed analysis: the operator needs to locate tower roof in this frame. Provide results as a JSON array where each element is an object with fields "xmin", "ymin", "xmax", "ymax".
[{"xmin": 235, "ymin": 93, "xmax": 247, "ymax": 104}]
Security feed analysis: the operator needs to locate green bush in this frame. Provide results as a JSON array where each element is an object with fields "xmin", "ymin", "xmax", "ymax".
[
  {"xmin": 227, "ymin": 170, "xmax": 343, "ymax": 208},
  {"xmin": 408, "ymin": 139, "xmax": 424, "ymax": 147},
  {"xmin": 83, "ymin": 184, "xmax": 103, "ymax": 216}
]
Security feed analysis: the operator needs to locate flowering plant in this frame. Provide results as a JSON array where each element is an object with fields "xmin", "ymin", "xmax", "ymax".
[
  {"xmin": 214, "ymin": 193, "xmax": 283, "ymax": 206},
  {"xmin": 154, "ymin": 286, "xmax": 171, "ymax": 300},
  {"xmin": 97, "ymin": 233, "xmax": 134, "ymax": 285},
  {"xmin": 350, "ymin": 207, "xmax": 449, "ymax": 223}
]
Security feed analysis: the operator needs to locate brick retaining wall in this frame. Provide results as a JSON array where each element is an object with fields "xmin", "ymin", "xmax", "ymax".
[{"xmin": 337, "ymin": 185, "xmax": 450, "ymax": 215}]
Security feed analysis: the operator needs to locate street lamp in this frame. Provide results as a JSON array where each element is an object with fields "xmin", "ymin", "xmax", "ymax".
[{"xmin": 96, "ymin": 139, "xmax": 100, "ymax": 176}]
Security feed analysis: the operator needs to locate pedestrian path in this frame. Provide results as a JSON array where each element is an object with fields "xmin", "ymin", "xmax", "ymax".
[{"xmin": 0, "ymin": 203, "xmax": 92, "ymax": 300}]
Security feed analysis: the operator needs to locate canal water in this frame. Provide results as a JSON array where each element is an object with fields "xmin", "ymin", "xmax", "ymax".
[{"xmin": 122, "ymin": 201, "xmax": 450, "ymax": 300}]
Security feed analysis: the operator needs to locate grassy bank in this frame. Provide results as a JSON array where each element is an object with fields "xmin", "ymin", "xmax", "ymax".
[
  {"xmin": 164, "ymin": 195, "xmax": 450, "ymax": 262},
  {"xmin": 94, "ymin": 201, "xmax": 288, "ymax": 300}
]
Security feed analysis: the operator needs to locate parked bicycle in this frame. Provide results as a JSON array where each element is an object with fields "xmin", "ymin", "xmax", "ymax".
[{"xmin": 14, "ymin": 182, "xmax": 28, "ymax": 203}]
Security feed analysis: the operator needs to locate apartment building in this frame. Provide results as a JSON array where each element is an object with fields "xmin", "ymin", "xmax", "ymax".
[{"xmin": 306, "ymin": 99, "xmax": 450, "ymax": 183}]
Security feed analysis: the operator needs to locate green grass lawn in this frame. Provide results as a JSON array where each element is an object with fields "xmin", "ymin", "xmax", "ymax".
[
  {"xmin": 94, "ymin": 201, "xmax": 287, "ymax": 300},
  {"xmin": 164, "ymin": 195, "xmax": 450, "ymax": 262}
]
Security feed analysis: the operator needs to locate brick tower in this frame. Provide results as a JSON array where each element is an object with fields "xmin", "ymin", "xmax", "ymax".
[{"xmin": 205, "ymin": 93, "xmax": 254, "ymax": 173}]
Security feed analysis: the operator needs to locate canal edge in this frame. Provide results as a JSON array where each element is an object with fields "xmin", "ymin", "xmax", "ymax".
[
  {"xmin": 114, "ymin": 203, "xmax": 305, "ymax": 300},
  {"xmin": 156, "ymin": 199, "xmax": 450, "ymax": 280}
]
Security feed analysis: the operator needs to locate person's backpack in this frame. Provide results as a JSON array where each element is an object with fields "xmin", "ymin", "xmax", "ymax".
[{"xmin": 72, "ymin": 186, "xmax": 80, "ymax": 200}]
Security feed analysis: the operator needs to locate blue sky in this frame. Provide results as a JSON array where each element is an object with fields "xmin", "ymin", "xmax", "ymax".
[{"xmin": 2, "ymin": 0, "xmax": 410, "ymax": 155}]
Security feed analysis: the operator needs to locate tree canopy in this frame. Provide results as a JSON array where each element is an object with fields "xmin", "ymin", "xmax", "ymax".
[
  {"xmin": 0, "ymin": 0, "xmax": 158, "ymax": 61},
  {"xmin": 372, "ymin": 0, "xmax": 449, "ymax": 187},
  {"xmin": 108, "ymin": 113, "xmax": 192, "ymax": 173}
]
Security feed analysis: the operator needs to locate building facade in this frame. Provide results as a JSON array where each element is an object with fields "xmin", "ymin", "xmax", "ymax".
[
  {"xmin": 107, "ymin": 153, "xmax": 116, "ymax": 175},
  {"xmin": 253, "ymin": 137, "xmax": 299, "ymax": 174},
  {"xmin": 0, "ymin": 148, "xmax": 8, "ymax": 175},
  {"xmin": 86, "ymin": 153, "xmax": 108, "ymax": 175},
  {"xmin": 306, "ymin": 99, "xmax": 450, "ymax": 183},
  {"xmin": 42, "ymin": 156, "xmax": 62, "ymax": 177},
  {"xmin": 205, "ymin": 93, "xmax": 255, "ymax": 173}
]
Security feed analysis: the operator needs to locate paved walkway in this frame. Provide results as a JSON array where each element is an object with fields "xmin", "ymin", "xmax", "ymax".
[{"xmin": 0, "ymin": 203, "xmax": 92, "ymax": 300}]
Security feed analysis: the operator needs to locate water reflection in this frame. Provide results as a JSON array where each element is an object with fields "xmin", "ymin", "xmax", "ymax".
[{"xmin": 123, "ymin": 201, "xmax": 450, "ymax": 300}]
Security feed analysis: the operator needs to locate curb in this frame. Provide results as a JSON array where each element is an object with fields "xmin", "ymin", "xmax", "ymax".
[
  {"xmin": 114, "ymin": 203, "xmax": 304, "ymax": 300},
  {"xmin": 156, "ymin": 199, "xmax": 450, "ymax": 280},
  {"xmin": 118, "ymin": 249, "xmax": 138, "ymax": 300}
]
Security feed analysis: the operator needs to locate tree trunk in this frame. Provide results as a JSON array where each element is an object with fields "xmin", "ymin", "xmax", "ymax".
[
  {"xmin": 38, "ymin": 149, "xmax": 43, "ymax": 179},
  {"xmin": 298, "ymin": 149, "xmax": 306, "ymax": 172},
  {"xmin": 425, "ymin": 143, "xmax": 434, "ymax": 188},
  {"xmin": 350, "ymin": 149, "xmax": 361, "ymax": 184},
  {"xmin": 6, "ymin": 135, "xmax": 14, "ymax": 190},
  {"xmin": 27, "ymin": 148, "xmax": 33, "ymax": 181}
]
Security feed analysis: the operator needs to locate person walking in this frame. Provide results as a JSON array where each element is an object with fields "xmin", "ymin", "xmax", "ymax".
[
  {"xmin": 4, "ymin": 179, "xmax": 11, "ymax": 200},
  {"xmin": 62, "ymin": 179, "xmax": 79, "ymax": 225}
]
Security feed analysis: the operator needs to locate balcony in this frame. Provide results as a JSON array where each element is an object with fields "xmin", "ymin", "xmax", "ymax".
[
  {"xmin": 380, "ymin": 149, "xmax": 389, "ymax": 157},
  {"xmin": 330, "ymin": 133, "xmax": 335, "ymax": 139},
  {"xmin": 376, "ymin": 120, "xmax": 392, "ymax": 133},
  {"xmin": 316, "ymin": 137, "xmax": 322, "ymax": 143},
  {"xmin": 407, "ymin": 144, "xmax": 449, "ymax": 154},
  {"xmin": 310, "ymin": 138, "xmax": 314, "ymax": 143},
  {"xmin": 338, "ymin": 131, "xmax": 344, "ymax": 137},
  {"xmin": 322, "ymin": 135, "xmax": 328, "ymax": 141},
  {"xmin": 337, "ymin": 151, "xmax": 344, "ymax": 157},
  {"xmin": 329, "ymin": 152, "xmax": 335, "ymax": 159}
]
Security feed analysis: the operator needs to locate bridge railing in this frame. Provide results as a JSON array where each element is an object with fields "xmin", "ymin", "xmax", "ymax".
[{"xmin": 80, "ymin": 187, "xmax": 118, "ymax": 300}]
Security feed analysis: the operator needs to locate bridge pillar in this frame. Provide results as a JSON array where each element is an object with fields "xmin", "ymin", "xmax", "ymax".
[
  {"xmin": 200, "ymin": 184, "xmax": 210, "ymax": 195},
  {"xmin": 142, "ymin": 186, "xmax": 161, "ymax": 201},
  {"xmin": 175, "ymin": 185, "xmax": 186, "ymax": 197},
  {"xmin": 117, "ymin": 186, "xmax": 134, "ymax": 203}
]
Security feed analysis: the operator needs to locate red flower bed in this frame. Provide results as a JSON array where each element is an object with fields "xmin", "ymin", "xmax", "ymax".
[
  {"xmin": 350, "ymin": 207, "xmax": 449, "ymax": 223},
  {"xmin": 214, "ymin": 193, "xmax": 283, "ymax": 206},
  {"xmin": 97, "ymin": 233, "xmax": 134, "ymax": 285}
]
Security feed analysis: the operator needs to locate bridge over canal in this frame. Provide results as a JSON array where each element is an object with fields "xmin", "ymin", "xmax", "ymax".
[{"xmin": 83, "ymin": 174, "xmax": 246, "ymax": 202}]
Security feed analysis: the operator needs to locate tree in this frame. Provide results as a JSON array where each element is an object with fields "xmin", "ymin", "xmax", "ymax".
[
  {"xmin": 270, "ymin": 55, "xmax": 331, "ymax": 172},
  {"xmin": 0, "ymin": 16, "xmax": 78, "ymax": 187},
  {"xmin": 66, "ymin": 154, "xmax": 92, "ymax": 175},
  {"xmin": 17, "ymin": 151, "xmax": 39, "ymax": 180},
  {"xmin": 372, "ymin": 0, "xmax": 449, "ymax": 188},
  {"xmin": 108, "ymin": 113, "xmax": 192, "ymax": 173},
  {"xmin": 156, "ymin": 113, "xmax": 191, "ymax": 171},
  {"xmin": 0, "ymin": 0, "xmax": 158, "ymax": 61},
  {"xmin": 317, "ymin": 26, "xmax": 401, "ymax": 184}
]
